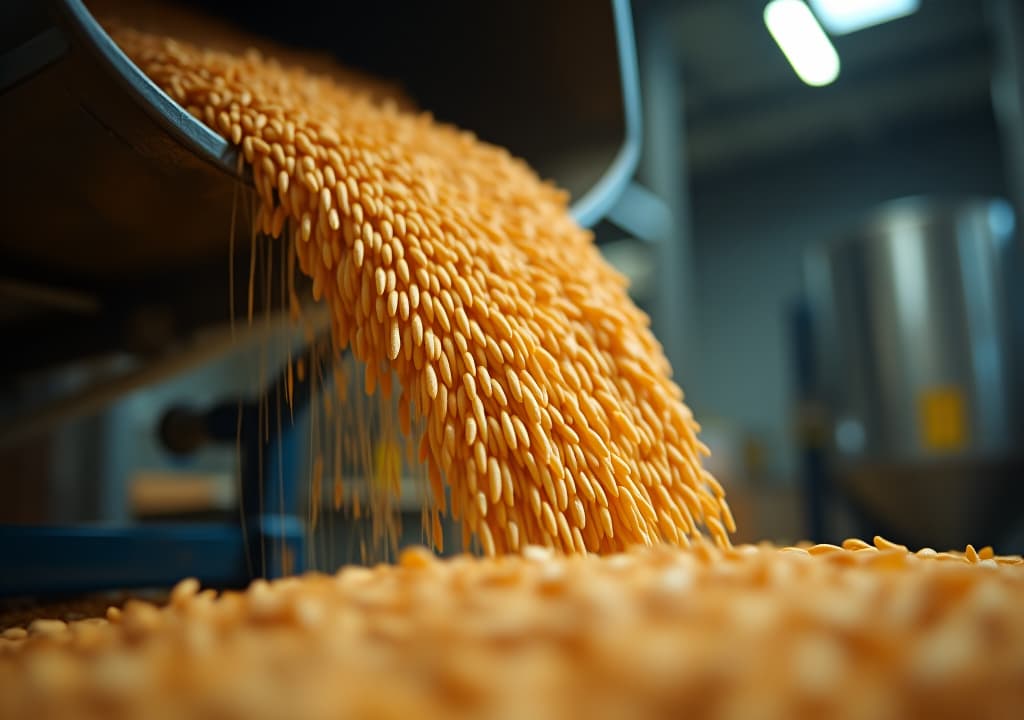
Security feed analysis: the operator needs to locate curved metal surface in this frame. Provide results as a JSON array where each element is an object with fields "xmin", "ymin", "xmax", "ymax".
[
  {"xmin": 805, "ymin": 196, "xmax": 1024, "ymax": 549},
  {"xmin": 809, "ymin": 195, "xmax": 1023, "ymax": 463},
  {"xmin": 569, "ymin": 0, "xmax": 642, "ymax": 228},
  {"xmin": 56, "ymin": 0, "xmax": 241, "ymax": 180},
  {"xmin": 55, "ymin": 0, "xmax": 640, "ymax": 228},
  {"xmin": 2, "ymin": 0, "xmax": 640, "ymax": 291}
]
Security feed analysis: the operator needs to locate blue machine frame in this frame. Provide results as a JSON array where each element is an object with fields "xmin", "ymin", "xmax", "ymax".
[{"xmin": 1, "ymin": 357, "xmax": 309, "ymax": 597}]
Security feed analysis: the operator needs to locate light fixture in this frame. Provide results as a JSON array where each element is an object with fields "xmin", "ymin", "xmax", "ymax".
[
  {"xmin": 809, "ymin": 0, "xmax": 920, "ymax": 35},
  {"xmin": 764, "ymin": 0, "xmax": 841, "ymax": 87}
]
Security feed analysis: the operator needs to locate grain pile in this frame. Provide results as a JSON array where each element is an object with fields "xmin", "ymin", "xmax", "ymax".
[
  {"xmin": 102, "ymin": 18, "xmax": 732, "ymax": 555},
  {"xmin": 2, "ymin": 539, "xmax": 1023, "ymax": 719}
]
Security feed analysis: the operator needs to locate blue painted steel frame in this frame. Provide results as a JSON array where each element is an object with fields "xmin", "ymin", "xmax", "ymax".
[
  {"xmin": 0, "ymin": 524, "xmax": 250, "ymax": 597},
  {"xmin": 0, "ymin": 359, "xmax": 310, "ymax": 598}
]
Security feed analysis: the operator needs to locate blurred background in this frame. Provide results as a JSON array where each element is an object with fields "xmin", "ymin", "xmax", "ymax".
[
  {"xmin": 625, "ymin": 0, "xmax": 1024, "ymax": 551},
  {"xmin": 1, "ymin": 0, "xmax": 1022, "ymax": 596}
]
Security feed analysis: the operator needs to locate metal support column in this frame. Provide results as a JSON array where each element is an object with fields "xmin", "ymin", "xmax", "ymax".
[{"xmin": 636, "ymin": 2, "xmax": 698, "ymax": 388}]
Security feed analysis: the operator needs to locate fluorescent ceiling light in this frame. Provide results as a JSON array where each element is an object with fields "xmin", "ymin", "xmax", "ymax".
[
  {"xmin": 809, "ymin": 0, "xmax": 920, "ymax": 35},
  {"xmin": 764, "ymin": 0, "xmax": 841, "ymax": 87}
]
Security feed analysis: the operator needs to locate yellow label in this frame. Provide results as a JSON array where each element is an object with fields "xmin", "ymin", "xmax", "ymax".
[
  {"xmin": 373, "ymin": 440, "xmax": 403, "ymax": 495},
  {"xmin": 918, "ymin": 386, "xmax": 968, "ymax": 451}
]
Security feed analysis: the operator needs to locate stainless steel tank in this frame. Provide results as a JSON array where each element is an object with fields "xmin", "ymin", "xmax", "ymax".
[{"xmin": 805, "ymin": 196, "xmax": 1024, "ymax": 550}]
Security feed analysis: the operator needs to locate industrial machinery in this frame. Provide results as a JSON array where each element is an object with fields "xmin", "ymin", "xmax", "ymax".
[
  {"xmin": 801, "ymin": 196, "xmax": 1024, "ymax": 551},
  {"xmin": 0, "ymin": 0, "xmax": 658, "ymax": 597}
]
